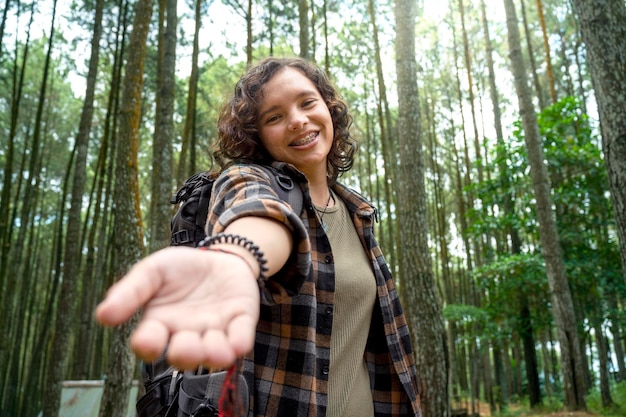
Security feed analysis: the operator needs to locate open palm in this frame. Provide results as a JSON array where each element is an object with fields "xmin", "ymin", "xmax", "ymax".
[{"xmin": 96, "ymin": 246, "xmax": 260, "ymax": 370}]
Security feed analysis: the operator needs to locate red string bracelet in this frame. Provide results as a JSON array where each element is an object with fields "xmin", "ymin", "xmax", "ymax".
[
  {"xmin": 200, "ymin": 246, "xmax": 257, "ymax": 278},
  {"xmin": 218, "ymin": 360, "xmax": 245, "ymax": 417},
  {"xmin": 198, "ymin": 233, "xmax": 269, "ymax": 280}
]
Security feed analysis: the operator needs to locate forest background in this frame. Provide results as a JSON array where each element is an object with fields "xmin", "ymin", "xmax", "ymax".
[{"xmin": 1, "ymin": 0, "xmax": 625, "ymax": 416}]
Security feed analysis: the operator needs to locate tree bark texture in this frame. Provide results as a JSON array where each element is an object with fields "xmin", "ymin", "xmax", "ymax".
[
  {"xmin": 149, "ymin": 0, "xmax": 176, "ymax": 253},
  {"xmin": 246, "ymin": 0, "xmax": 252, "ymax": 65},
  {"xmin": 178, "ymin": 0, "xmax": 203, "ymax": 183},
  {"xmin": 570, "ymin": 0, "xmax": 626, "ymax": 287},
  {"xmin": 457, "ymin": 0, "xmax": 483, "ymax": 183},
  {"xmin": 66, "ymin": 0, "xmax": 104, "ymax": 381},
  {"xmin": 535, "ymin": 0, "xmax": 557, "ymax": 104},
  {"xmin": 298, "ymin": 0, "xmax": 310, "ymax": 59},
  {"xmin": 395, "ymin": 0, "xmax": 449, "ymax": 415},
  {"xmin": 0, "ymin": 1, "xmax": 35, "ymax": 394},
  {"xmin": 519, "ymin": 0, "xmax": 546, "ymax": 110},
  {"xmin": 591, "ymin": 302, "xmax": 613, "ymax": 407},
  {"xmin": 503, "ymin": 0, "xmax": 587, "ymax": 410},
  {"xmin": 99, "ymin": 0, "xmax": 153, "ymax": 415},
  {"xmin": 0, "ymin": 0, "xmax": 11, "ymax": 61},
  {"xmin": 368, "ymin": 0, "xmax": 398, "ymax": 274}
]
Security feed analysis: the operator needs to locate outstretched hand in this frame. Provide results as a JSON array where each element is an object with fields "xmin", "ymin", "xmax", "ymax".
[{"xmin": 95, "ymin": 246, "xmax": 260, "ymax": 370}]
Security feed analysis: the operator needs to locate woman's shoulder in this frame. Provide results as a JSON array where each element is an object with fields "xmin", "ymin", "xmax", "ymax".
[
  {"xmin": 333, "ymin": 182, "xmax": 376, "ymax": 215},
  {"xmin": 222, "ymin": 161, "xmax": 295, "ymax": 177},
  {"xmin": 215, "ymin": 163, "xmax": 275, "ymax": 187}
]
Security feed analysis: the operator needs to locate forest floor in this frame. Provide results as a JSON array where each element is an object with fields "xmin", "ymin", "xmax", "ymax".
[
  {"xmin": 510, "ymin": 412, "xmax": 597, "ymax": 417},
  {"xmin": 453, "ymin": 401, "xmax": 600, "ymax": 417}
]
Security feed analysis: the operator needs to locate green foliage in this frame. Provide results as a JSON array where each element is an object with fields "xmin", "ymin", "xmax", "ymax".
[
  {"xmin": 442, "ymin": 303, "xmax": 502, "ymax": 344},
  {"xmin": 470, "ymin": 96, "xmax": 619, "ymax": 271},
  {"xmin": 586, "ymin": 381, "xmax": 626, "ymax": 417},
  {"xmin": 467, "ymin": 122, "xmax": 539, "ymax": 240},
  {"xmin": 443, "ymin": 303, "xmax": 489, "ymax": 324},
  {"xmin": 0, "ymin": 35, "xmax": 83, "ymax": 216},
  {"xmin": 473, "ymin": 253, "xmax": 553, "ymax": 331},
  {"xmin": 193, "ymin": 55, "xmax": 246, "ymax": 160},
  {"xmin": 466, "ymin": 97, "xmax": 622, "ymax": 387},
  {"xmin": 536, "ymin": 98, "xmax": 624, "ymax": 333}
]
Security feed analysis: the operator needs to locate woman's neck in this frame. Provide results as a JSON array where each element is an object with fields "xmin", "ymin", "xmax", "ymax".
[
  {"xmin": 308, "ymin": 176, "xmax": 334, "ymax": 208},
  {"xmin": 296, "ymin": 162, "xmax": 332, "ymax": 206}
]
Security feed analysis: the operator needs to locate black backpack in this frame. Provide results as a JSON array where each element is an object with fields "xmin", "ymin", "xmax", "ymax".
[
  {"xmin": 170, "ymin": 165, "xmax": 303, "ymax": 247},
  {"xmin": 136, "ymin": 165, "xmax": 303, "ymax": 417}
]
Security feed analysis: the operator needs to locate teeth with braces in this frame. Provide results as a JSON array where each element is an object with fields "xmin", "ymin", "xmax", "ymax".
[{"xmin": 292, "ymin": 132, "xmax": 317, "ymax": 146}]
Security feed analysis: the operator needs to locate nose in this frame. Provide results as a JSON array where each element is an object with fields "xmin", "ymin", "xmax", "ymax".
[{"xmin": 288, "ymin": 109, "xmax": 307, "ymax": 131}]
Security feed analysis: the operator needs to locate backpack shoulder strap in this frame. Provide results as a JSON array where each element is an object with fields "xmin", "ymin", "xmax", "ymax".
[{"xmin": 257, "ymin": 165, "xmax": 304, "ymax": 216}]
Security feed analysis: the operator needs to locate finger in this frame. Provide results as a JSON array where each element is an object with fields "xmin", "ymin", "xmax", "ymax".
[
  {"xmin": 202, "ymin": 329, "xmax": 236, "ymax": 368},
  {"xmin": 167, "ymin": 330, "xmax": 206, "ymax": 370},
  {"xmin": 226, "ymin": 314, "xmax": 257, "ymax": 357},
  {"xmin": 130, "ymin": 318, "xmax": 170, "ymax": 362},
  {"xmin": 95, "ymin": 256, "xmax": 167, "ymax": 326}
]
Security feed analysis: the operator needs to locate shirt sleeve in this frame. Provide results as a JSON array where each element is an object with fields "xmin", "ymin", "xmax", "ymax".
[{"xmin": 206, "ymin": 163, "xmax": 311, "ymax": 305}]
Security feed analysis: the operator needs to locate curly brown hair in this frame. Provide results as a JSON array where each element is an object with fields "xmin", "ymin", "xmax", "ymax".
[{"xmin": 214, "ymin": 57, "xmax": 357, "ymax": 182}]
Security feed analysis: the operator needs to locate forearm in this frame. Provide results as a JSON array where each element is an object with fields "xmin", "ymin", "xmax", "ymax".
[{"xmin": 211, "ymin": 217, "xmax": 293, "ymax": 279}]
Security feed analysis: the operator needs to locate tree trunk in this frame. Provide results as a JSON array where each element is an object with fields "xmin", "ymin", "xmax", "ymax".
[
  {"xmin": 519, "ymin": 0, "xmax": 546, "ymax": 110},
  {"xmin": 482, "ymin": 347, "xmax": 495, "ymax": 413},
  {"xmin": 28, "ymin": 0, "xmax": 92, "ymax": 413},
  {"xmin": 519, "ymin": 295, "xmax": 542, "ymax": 406},
  {"xmin": 513, "ymin": 336, "xmax": 523, "ymax": 397},
  {"xmin": 63, "ymin": 0, "xmax": 104, "ymax": 381},
  {"xmin": 34, "ymin": 4, "xmax": 69, "ymax": 417},
  {"xmin": 298, "ymin": 0, "xmax": 310, "ymax": 59},
  {"xmin": 178, "ymin": 0, "xmax": 203, "ymax": 183},
  {"xmin": 535, "ymin": 0, "xmax": 557, "ymax": 104},
  {"xmin": 426, "ymin": 92, "xmax": 458, "ymax": 403},
  {"xmin": 570, "ymin": 0, "xmax": 626, "ymax": 288},
  {"xmin": 591, "ymin": 301, "xmax": 613, "ymax": 407},
  {"xmin": 0, "ymin": 0, "xmax": 11, "ymax": 61},
  {"xmin": 246, "ymin": 0, "xmax": 252, "ymax": 65},
  {"xmin": 266, "ymin": 0, "xmax": 274, "ymax": 55},
  {"xmin": 0, "ymin": 1, "xmax": 35, "ymax": 394},
  {"xmin": 540, "ymin": 330, "xmax": 552, "ymax": 397},
  {"xmin": 503, "ymin": 0, "xmax": 587, "ymax": 410},
  {"xmin": 99, "ymin": 0, "xmax": 153, "ymax": 415},
  {"xmin": 447, "ymin": 1, "xmax": 474, "ymax": 277},
  {"xmin": 82, "ymin": 0, "xmax": 128, "ymax": 381},
  {"xmin": 501, "ymin": 338, "xmax": 514, "ymax": 402},
  {"xmin": 150, "ymin": 0, "xmax": 176, "ymax": 253},
  {"xmin": 492, "ymin": 342, "xmax": 506, "ymax": 411},
  {"xmin": 368, "ymin": 0, "xmax": 397, "ymax": 273},
  {"xmin": 395, "ymin": 0, "xmax": 449, "ymax": 415},
  {"xmin": 322, "ymin": 0, "xmax": 329, "ymax": 73},
  {"xmin": 457, "ymin": 0, "xmax": 483, "ymax": 183},
  {"xmin": 480, "ymin": 0, "xmax": 530, "ymax": 405},
  {"xmin": 480, "ymin": 0, "xmax": 504, "ymax": 147},
  {"xmin": 458, "ymin": 325, "xmax": 469, "ymax": 393},
  {"xmin": 607, "ymin": 293, "xmax": 626, "ymax": 382}
]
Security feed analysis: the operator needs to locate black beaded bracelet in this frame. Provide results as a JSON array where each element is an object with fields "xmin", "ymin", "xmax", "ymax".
[{"xmin": 199, "ymin": 233, "xmax": 269, "ymax": 281}]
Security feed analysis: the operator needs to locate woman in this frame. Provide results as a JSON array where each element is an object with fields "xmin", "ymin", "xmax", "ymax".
[{"xmin": 97, "ymin": 57, "xmax": 421, "ymax": 417}]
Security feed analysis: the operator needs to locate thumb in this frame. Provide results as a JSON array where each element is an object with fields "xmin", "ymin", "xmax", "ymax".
[{"xmin": 95, "ymin": 248, "xmax": 186, "ymax": 326}]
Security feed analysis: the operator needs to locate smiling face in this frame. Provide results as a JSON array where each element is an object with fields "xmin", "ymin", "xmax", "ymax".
[{"xmin": 257, "ymin": 67, "xmax": 334, "ymax": 182}]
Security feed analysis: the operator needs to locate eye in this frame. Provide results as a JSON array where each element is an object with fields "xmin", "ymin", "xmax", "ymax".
[
  {"xmin": 264, "ymin": 114, "xmax": 281, "ymax": 124},
  {"xmin": 302, "ymin": 98, "xmax": 317, "ymax": 108}
]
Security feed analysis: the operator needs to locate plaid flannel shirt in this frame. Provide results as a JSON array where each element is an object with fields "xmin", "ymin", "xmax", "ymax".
[{"xmin": 207, "ymin": 162, "xmax": 421, "ymax": 417}]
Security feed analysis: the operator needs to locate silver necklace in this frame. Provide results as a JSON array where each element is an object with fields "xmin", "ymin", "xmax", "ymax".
[{"xmin": 315, "ymin": 190, "xmax": 334, "ymax": 232}]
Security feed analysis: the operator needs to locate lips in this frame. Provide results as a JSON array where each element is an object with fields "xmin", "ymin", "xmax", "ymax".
[{"xmin": 290, "ymin": 131, "xmax": 319, "ymax": 147}]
